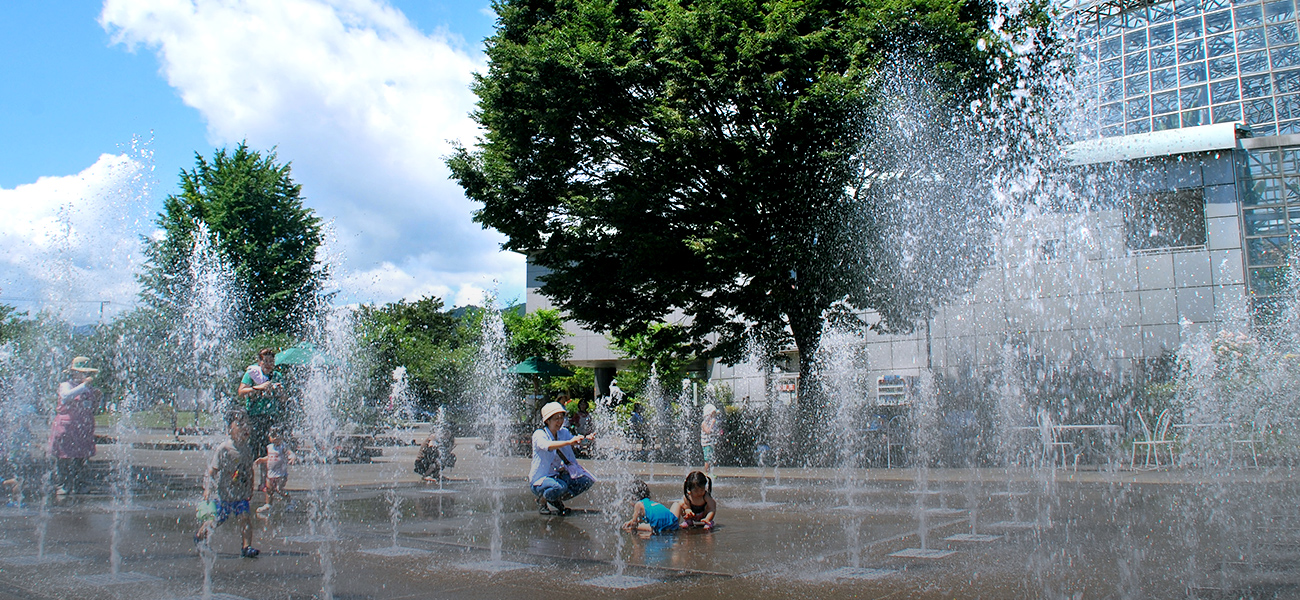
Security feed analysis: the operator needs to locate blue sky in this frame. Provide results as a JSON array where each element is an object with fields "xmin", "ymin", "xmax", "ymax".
[{"xmin": 0, "ymin": 1, "xmax": 519, "ymax": 322}]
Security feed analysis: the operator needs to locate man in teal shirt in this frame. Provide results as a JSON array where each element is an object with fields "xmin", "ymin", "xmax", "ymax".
[{"xmin": 237, "ymin": 348, "xmax": 285, "ymax": 459}]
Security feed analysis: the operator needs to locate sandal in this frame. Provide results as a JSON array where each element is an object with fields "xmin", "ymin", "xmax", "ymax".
[
  {"xmin": 241, "ymin": 546, "xmax": 260, "ymax": 558},
  {"xmin": 536, "ymin": 496, "xmax": 553, "ymax": 515}
]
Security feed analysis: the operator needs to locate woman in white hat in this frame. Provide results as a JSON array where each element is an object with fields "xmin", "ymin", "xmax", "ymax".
[
  {"xmin": 529, "ymin": 401, "xmax": 595, "ymax": 516},
  {"xmin": 49, "ymin": 357, "xmax": 102, "ymax": 494}
]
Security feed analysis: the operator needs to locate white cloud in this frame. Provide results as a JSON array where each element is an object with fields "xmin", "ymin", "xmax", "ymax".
[
  {"xmin": 100, "ymin": 0, "xmax": 523, "ymax": 308},
  {"xmin": 0, "ymin": 153, "xmax": 153, "ymax": 323}
]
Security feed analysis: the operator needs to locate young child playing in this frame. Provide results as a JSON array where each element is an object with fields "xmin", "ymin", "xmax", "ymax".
[
  {"xmin": 195, "ymin": 412, "xmax": 259, "ymax": 558},
  {"xmin": 255, "ymin": 428, "xmax": 296, "ymax": 516},
  {"xmin": 672, "ymin": 471, "xmax": 717, "ymax": 530},
  {"xmin": 621, "ymin": 479, "xmax": 679, "ymax": 535}
]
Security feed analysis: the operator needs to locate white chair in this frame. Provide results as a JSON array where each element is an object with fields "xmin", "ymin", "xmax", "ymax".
[
  {"xmin": 885, "ymin": 416, "xmax": 908, "ymax": 469},
  {"xmin": 1231, "ymin": 421, "xmax": 1260, "ymax": 468},
  {"xmin": 1131, "ymin": 409, "xmax": 1174, "ymax": 469},
  {"xmin": 1039, "ymin": 409, "xmax": 1076, "ymax": 470}
]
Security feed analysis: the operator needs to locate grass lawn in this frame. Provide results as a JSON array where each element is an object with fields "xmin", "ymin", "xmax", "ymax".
[{"xmin": 94, "ymin": 409, "xmax": 218, "ymax": 430}]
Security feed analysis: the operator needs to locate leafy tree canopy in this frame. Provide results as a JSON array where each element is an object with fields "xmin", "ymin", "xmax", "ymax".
[
  {"xmin": 356, "ymin": 296, "xmax": 475, "ymax": 413},
  {"xmin": 503, "ymin": 308, "xmax": 573, "ymax": 364},
  {"xmin": 449, "ymin": 0, "xmax": 1046, "ymax": 371},
  {"xmin": 139, "ymin": 143, "xmax": 326, "ymax": 336}
]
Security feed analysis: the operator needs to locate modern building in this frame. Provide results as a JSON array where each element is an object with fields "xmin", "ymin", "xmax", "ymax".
[{"xmin": 529, "ymin": 0, "xmax": 1300, "ymax": 404}]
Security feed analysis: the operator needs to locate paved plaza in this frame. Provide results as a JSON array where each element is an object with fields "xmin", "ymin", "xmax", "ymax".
[{"xmin": 0, "ymin": 433, "xmax": 1296, "ymax": 599}]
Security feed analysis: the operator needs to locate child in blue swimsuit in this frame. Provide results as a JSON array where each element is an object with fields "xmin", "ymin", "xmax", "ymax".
[{"xmin": 621, "ymin": 479, "xmax": 678, "ymax": 534}]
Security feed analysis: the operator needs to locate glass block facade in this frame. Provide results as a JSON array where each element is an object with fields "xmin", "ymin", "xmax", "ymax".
[
  {"xmin": 1073, "ymin": 0, "xmax": 1300, "ymax": 138},
  {"xmin": 1241, "ymin": 144, "xmax": 1300, "ymax": 314}
]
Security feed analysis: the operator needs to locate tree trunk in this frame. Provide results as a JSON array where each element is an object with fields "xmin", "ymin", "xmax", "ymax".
[{"xmin": 788, "ymin": 309, "xmax": 827, "ymax": 466}]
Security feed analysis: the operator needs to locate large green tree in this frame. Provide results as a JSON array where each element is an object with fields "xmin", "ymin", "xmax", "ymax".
[
  {"xmin": 356, "ymin": 296, "xmax": 477, "ymax": 415},
  {"xmin": 139, "ymin": 143, "xmax": 326, "ymax": 336},
  {"xmin": 449, "ymin": 0, "xmax": 1053, "ymax": 443}
]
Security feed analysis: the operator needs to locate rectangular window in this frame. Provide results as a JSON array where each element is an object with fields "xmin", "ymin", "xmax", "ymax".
[
  {"xmin": 1243, "ymin": 73, "xmax": 1275, "ymax": 96},
  {"xmin": 1282, "ymin": 149, "xmax": 1300, "ymax": 172},
  {"xmin": 1153, "ymin": 1, "xmax": 1177, "ymax": 22},
  {"xmin": 1284, "ymin": 120, "xmax": 1300, "ymax": 134},
  {"xmin": 1206, "ymin": 0, "xmax": 1231, "ymax": 10},
  {"xmin": 1207, "ymin": 33, "xmax": 1236, "ymax": 56},
  {"xmin": 1101, "ymin": 36, "xmax": 1123, "ymax": 59},
  {"xmin": 1181, "ymin": 61, "xmax": 1209, "ymax": 84},
  {"xmin": 1153, "ymin": 66, "xmax": 1181, "ymax": 90},
  {"xmin": 1126, "ymin": 7, "xmax": 1151, "ymax": 27},
  {"xmin": 1179, "ymin": 0, "xmax": 1206, "ymax": 17},
  {"xmin": 1250, "ymin": 267, "xmax": 1287, "ymax": 295},
  {"xmin": 1126, "ymin": 51, "xmax": 1151, "ymax": 75},
  {"xmin": 1126, "ymin": 30, "xmax": 1149, "ymax": 54},
  {"xmin": 1249, "ymin": 148, "xmax": 1280, "ymax": 176},
  {"xmin": 1268, "ymin": 22, "xmax": 1298, "ymax": 45},
  {"xmin": 1103, "ymin": 124, "xmax": 1126, "ymax": 137},
  {"xmin": 1103, "ymin": 16, "xmax": 1124, "ymax": 38},
  {"xmin": 1246, "ymin": 177, "xmax": 1285, "ymax": 204},
  {"xmin": 1279, "ymin": 93, "xmax": 1300, "ymax": 118},
  {"xmin": 1206, "ymin": 9, "xmax": 1235, "ymax": 33},
  {"xmin": 1239, "ymin": 27, "xmax": 1268, "ymax": 51},
  {"xmin": 1154, "ymin": 89, "xmax": 1182, "ymax": 112},
  {"xmin": 1244, "ymin": 207, "xmax": 1287, "ymax": 235},
  {"xmin": 1151, "ymin": 23, "xmax": 1176, "ymax": 46},
  {"xmin": 1213, "ymin": 78, "xmax": 1241, "ymax": 102},
  {"xmin": 1272, "ymin": 45, "xmax": 1300, "ymax": 68},
  {"xmin": 1103, "ymin": 79, "xmax": 1125, "ymax": 102},
  {"xmin": 1125, "ymin": 189, "xmax": 1208, "ymax": 250},
  {"xmin": 1265, "ymin": 0, "xmax": 1296, "ymax": 22},
  {"xmin": 1214, "ymin": 101, "xmax": 1244, "ymax": 121},
  {"xmin": 1127, "ymin": 73, "xmax": 1151, "ymax": 96},
  {"xmin": 1236, "ymin": 4, "xmax": 1265, "ymax": 26},
  {"xmin": 1210, "ymin": 56, "xmax": 1239, "ymax": 79},
  {"xmin": 1184, "ymin": 107, "xmax": 1210, "ymax": 125},
  {"xmin": 1179, "ymin": 16, "xmax": 1205, "ymax": 39},
  {"xmin": 1128, "ymin": 97, "xmax": 1153, "ymax": 119},
  {"xmin": 1179, "ymin": 39, "xmax": 1207, "ymax": 61},
  {"xmin": 1156, "ymin": 112, "xmax": 1183, "ymax": 129},
  {"xmin": 1152, "ymin": 45, "xmax": 1179, "ymax": 68},
  {"xmin": 1241, "ymin": 50, "xmax": 1271, "ymax": 72},
  {"xmin": 1248, "ymin": 237, "xmax": 1289, "ymax": 264},
  {"xmin": 1128, "ymin": 119, "xmax": 1154, "ymax": 134},
  {"xmin": 1102, "ymin": 102, "xmax": 1125, "ymax": 124},
  {"xmin": 1246, "ymin": 97, "xmax": 1278, "ymax": 123},
  {"xmin": 1182, "ymin": 84, "xmax": 1211, "ymax": 107},
  {"xmin": 1103, "ymin": 58, "xmax": 1125, "ymax": 80},
  {"xmin": 1274, "ymin": 68, "xmax": 1300, "ymax": 93},
  {"xmin": 1254, "ymin": 123, "xmax": 1280, "ymax": 135}
]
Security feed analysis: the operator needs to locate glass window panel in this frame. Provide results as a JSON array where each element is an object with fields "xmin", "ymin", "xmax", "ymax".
[
  {"xmin": 1214, "ymin": 101, "xmax": 1244, "ymax": 121},
  {"xmin": 1101, "ymin": 36, "xmax": 1123, "ymax": 59},
  {"xmin": 1246, "ymin": 98, "xmax": 1277, "ymax": 122},
  {"xmin": 1244, "ymin": 207, "xmax": 1287, "ymax": 235},
  {"xmin": 1248, "ymin": 178, "xmax": 1286, "ymax": 205},
  {"xmin": 1155, "ymin": 112, "xmax": 1182, "ymax": 129},
  {"xmin": 1251, "ymin": 267, "xmax": 1287, "ymax": 295},
  {"xmin": 1239, "ymin": 27, "xmax": 1268, "ymax": 50},
  {"xmin": 1266, "ymin": 0, "xmax": 1296, "ymax": 21},
  {"xmin": 1283, "ymin": 119, "xmax": 1300, "ymax": 133},
  {"xmin": 1178, "ymin": 0, "xmax": 1205, "ymax": 17},
  {"xmin": 1207, "ymin": 0, "xmax": 1231, "ymax": 9},
  {"xmin": 1241, "ymin": 50, "xmax": 1271, "ymax": 72},
  {"xmin": 1126, "ymin": 30, "xmax": 1149, "ymax": 53},
  {"xmin": 1125, "ymin": 52, "xmax": 1149, "ymax": 76},
  {"xmin": 1178, "ymin": 17, "xmax": 1205, "ymax": 40},
  {"xmin": 1127, "ymin": 73, "xmax": 1151, "ymax": 96},
  {"xmin": 1205, "ymin": 9, "xmax": 1235, "ymax": 32},
  {"xmin": 1253, "ymin": 123, "xmax": 1280, "ymax": 135},
  {"xmin": 1236, "ymin": 4, "xmax": 1265, "ymax": 26},
  {"xmin": 1276, "ymin": 68, "xmax": 1300, "ymax": 92},
  {"xmin": 1272, "ymin": 45, "xmax": 1300, "ymax": 68},
  {"xmin": 1180, "ymin": 39, "xmax": 1207, "ymax": 61},
  {"xmin": 1128, "ymin": 97, "xmax": 1152, "ymax": 119},
  {"xmin": 1153, "ymin": 1, "xmax": 1177, "ymax": 21},
  {"xmin": 1250, "ymin": 148, "xmax": 1281, "ymax": 175},
  {"xmin": 1184, "ymin": 107, "xmax": 1211, "ymax": 125},
  {"xmin": 1102, "ymin": 124, "xmax": 1126, "ymax": 137},
  {"xmin": 1213, "ymin": 78, "xmax": 1242, "ymax": 102},
  {"xmin": 1128, "ymin": 119, "xmax": 1153, "ymax": 134},
  {"xmin": 1244, "ymin": 73, "xmax": 1275, "ymax": 96},
  {"xmin": 1152, "ymin": 45, "xmax": 1179, "ymax": 68},
  {"xmin": 1210, "ymin": 56, "xmax": 1240, "ymax": 78},
  {"xmin": 1154, "ymin": 90, "xmax": 1182, "ymax": 112},
  {"xmin": 1181, "ymin": 61, "xmax": 1209, "ymax": 84},
  {"xmin": 1276, "ymin": 92, "xmax": 1300, "ymax": 118},
  {"xmin": 1153, "ymin": 66, "xmax": 1181, "ymax": 89},
  {"xmin": 1272, "ymin": 24, "xmax": 1300, "ymax": 48},
  {"xmin": 1102, "ymin": 16, "xmax": 1124, "ymax": 38},
  {"xmin": 1101, "ymin": 102, "xmax": 1125, "ymax": 124},
  {"xmin": 1126, "ymin": 7, "xmax": 1150, "ymax": 27},
  {"xmin": 1151, "ymin": 23, "xmax": 1176, "ymax": 46},
  {"xmin": 1102, "ymin": 79, "xmax": 1125, "ymax": 102},
  {"xmin": 1208, "ymin": 33, "xmax": 1236, "ymax": 56},
  {"xmin": 1286, "ymin": 173, "xmax": 1300, "ymax": 197},
  {"xmin": 1182, "ymin": 84, "xmax": 1211, "ymax": 107},
  {"xmin": 1079, "ymin": 44, "xmax": 1098, "ymax": 64},
  {"xmin": 1248, "ymin": 237, "xmax": 1288, "ymax": 265},
  {"xmin": 1103, "ymin": 58, "xmax": 1125, "ymax": 79},
  {"xmin": 1080, "ymin": 23, "xmax": 1099, "ymax": 43}
]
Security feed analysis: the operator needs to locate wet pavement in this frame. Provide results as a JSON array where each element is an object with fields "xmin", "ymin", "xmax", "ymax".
[{"xmin": 0, "ymin": 436, "xmax": 1297, "ymax": 599}]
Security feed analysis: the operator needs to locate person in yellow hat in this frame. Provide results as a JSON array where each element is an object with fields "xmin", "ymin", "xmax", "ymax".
[
  {"xmin": 530, "ymin": 401, "xmax": 595, "ymax": 516},
  {"xmin": 49, "ymin": 357, "xmax": 102, "ymax": 494}
]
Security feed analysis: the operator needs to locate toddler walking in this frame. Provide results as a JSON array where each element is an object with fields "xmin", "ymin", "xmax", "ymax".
[{"xmin": 255, "ymin": 428, "xmax": 296, "ymax": 516}]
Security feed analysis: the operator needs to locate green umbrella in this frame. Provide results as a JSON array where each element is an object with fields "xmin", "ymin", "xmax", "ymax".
[
  {"xmin": 275, "ymin": 342, "xmax": 337, "ymax": 366},
  {"xmin": 511, "ymin": 357, "xmax": 572, "ymax": 409},
  {"xmin": 510, "ymin": 356, "xmax": 573, "ymax": 376}
]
